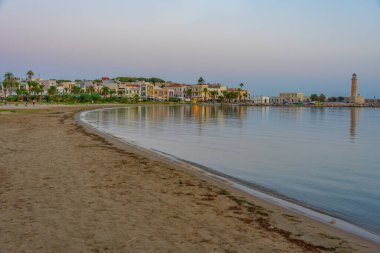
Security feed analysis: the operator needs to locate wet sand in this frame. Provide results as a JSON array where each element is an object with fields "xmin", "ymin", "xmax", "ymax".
[{"xmin": 0, "ymin": 105, "xmax": 379, "ymax": 252}]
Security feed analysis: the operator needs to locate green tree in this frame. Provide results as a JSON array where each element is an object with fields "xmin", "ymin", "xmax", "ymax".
[
  {"xmin": 4, "ymin": 72, "xmax": 14, "ymax": 81},
  {"xmin": 56, "ymin": 80, "xmax": 72, "ymax": 84},
  {"xmin": 71, "ymin": 86, "xmax": 81, "ymax": 94},
  {"xmin": 222, "ymin": 90, "xmax": 229, "ymax": 103},
  {"xmin": 27, "ymin": 81, "xmax": 39, "ymax": 96},
  {"xmin": 2, "ymin": 80, "xmax": 9, "ymax": 98},
  {"xmin": 48, "ymin": 86, "xmax": 57, "ymax": 96},
  {"xmin": 230, "ymin": 91, "xmax": 239, "ymax": 103},
  {"xmin": 310, "ymin": 94, "xmax": 319, "ymax": 101},
  {"xmin": 37, "ymin": 85, "xmax": 45, "ymax": 100},
  {"xmin": 101, "ymin": 86, "xmax": 110, "ymax": 97},
  {"xmin": 338, "ymin": 96, "xmax": 345, "ymax": 102},
  {"xmin": 132, "ymin": 94, "xmax": 140, "ymax": 103},
  {"xmin": 86, "ymin": 86, "xmax": 95, "ymax": 93},
  {"xmin": 147, "ymin": 77, "xmax": 165, "ymax": 84},
  {"xmin": 210, "ymin": 90, "xmax": 218, "ymax": 103},
  {"xmin": 319, "ymin": 94, "xmax": 326, "ymax": 102},
  {"xmin": 26, "ymin": 70, "xmax": 34, "ymax": 80},
  {"xmin": 202, "ymin": 87, "xmax": 208, "ymax": 101},
  {"xmin": 16, "ymin": 88, "xmax": 23, "ymax": 101},
  {"xmin": 3, "ymin": 72, "xmax": 17, "ymax": 96}
]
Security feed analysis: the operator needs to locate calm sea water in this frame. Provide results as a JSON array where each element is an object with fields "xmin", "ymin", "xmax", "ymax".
[{"xmin": 82, "ymin": 105, "xmax": 380, "ymax": 235}]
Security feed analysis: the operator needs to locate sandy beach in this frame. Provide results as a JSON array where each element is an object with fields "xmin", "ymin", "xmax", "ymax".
[{"xmin": 1, "ymin": 105, "xmax": 379, "ymax": 253}]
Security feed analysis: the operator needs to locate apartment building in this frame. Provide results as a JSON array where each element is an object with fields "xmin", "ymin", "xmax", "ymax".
[{"xmin": 191, "ymin": 84, "xmax": 209, "ymax": 101}]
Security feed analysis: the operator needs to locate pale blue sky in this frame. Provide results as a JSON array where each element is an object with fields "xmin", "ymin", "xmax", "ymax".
[{"xmin": 0, "ymin": 0, "xmax": 379, "ymax": 97}]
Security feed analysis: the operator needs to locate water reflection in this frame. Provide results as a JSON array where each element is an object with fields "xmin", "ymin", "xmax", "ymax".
[
  {"xmin": 92, "ymin": 105, "xmax": 362, "ymax": 143},
  {"xmin": 350, "ymin": 108, "xmax": 361, "ymax": 142}
]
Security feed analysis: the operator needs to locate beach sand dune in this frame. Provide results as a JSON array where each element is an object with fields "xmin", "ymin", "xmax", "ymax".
[{"xmin": 0, "ymin": 106, "xmax": 379, "ymax": 252}]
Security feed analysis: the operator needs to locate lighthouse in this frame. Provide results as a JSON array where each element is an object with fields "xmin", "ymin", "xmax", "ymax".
[
  {"xmin": 351, "ymin": 73, "xmax": 358, "ymax": 97},
  {"xmin": 349, "ymin": 73, "xmax": 364, "ymax": 104}
]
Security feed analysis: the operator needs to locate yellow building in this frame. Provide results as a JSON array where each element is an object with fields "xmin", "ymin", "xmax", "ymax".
[
  {"xmin": 207, "ymin": 84, "xmax": 227, "ymax": 99},
  {"xmin": 227, "ymin": 88, "xmax": 251, "ymax": 102},
  {"xmin": 280, "ymin": 93, "xmax": 305, "ymax": 103},
  {"xmin": 191, "ymin": 84, "xmax": 209, "ymax": 101},
  {"xmin": 152, "ymin": 86, "xmax": 174, "ymax": 101}
]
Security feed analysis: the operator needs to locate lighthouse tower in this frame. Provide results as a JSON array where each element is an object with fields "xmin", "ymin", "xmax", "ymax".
[
  {"xmin": 349, "ymin": 73, "xmax": 364, "ymax": 104},
  {"xmin": 351, "ymin": 73, "xmax": 358, "ymax": 97}
]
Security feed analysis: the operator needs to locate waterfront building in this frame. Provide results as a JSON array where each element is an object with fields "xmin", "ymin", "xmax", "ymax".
[
  {"xmin": 252, "ymin": 96, "xmax": 270, "ymax": 104},
  {"xmin": 207, "ymin": 84, "xmax": 227, "ymax": 97},
  {"xmin": 57, "ymin": 82, "xmax": 77, "ymax": 94},
  {"xmin": 137, "ymin": 81, "xmax": 152, "ymax": 100},
  {"xmin": 125, "ymin": 86, "xmax": 140, "ymax": 98},
  {"xmin": 165, "ymin": 83, "xmax": 191, "ymax": 101},
  {"xmin": 153, "ymin": 86, "xmax": 174, "ymax": 101},
  {"xmin": 191, "ymin": 84, "xmax": 209, "ymax": 101},
  {"xmin": 77, "ymin": 80, "xmax": 94, "ymax": 91},
  {"xmin": 348, "ymin": 73, "xmax": 365, "ymax": 104},
  {"xmin": 365, "ymin": 98, "xmax": 380, "ymax": 105},
  {"xmin": 270, "ymin": 92, "xmax": 305, "ymax": 104}
]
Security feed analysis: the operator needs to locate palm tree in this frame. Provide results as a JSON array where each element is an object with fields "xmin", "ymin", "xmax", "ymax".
[
  {"xmin": 16, "ymin": 88, "xmax": 23, "ymax": 101},
  {"xmin": 202, "ymin": 87, "xmax": 208, "ymax": 101},
  {"xmin": 222, "ymin": 90, "xmax": 229, "ymax": 103},
  {"xmin": 2, "ymin": 80, "xmax": 9, "ymax": 98},
  {"xmin": 48, "ymin": 86, "xmax": 57, "ymax": 96},
  {"xmin": 132, "ymin": 94, "xmax": 140, "ymax": 103},
  {"xmin": 26, "ymin": 70, "xmax": 34, "ymax": 80},
  {"xmin": 239, "ymin": 83, "xmax": 245, "ymax": 102},
  {"xmin": 319, "ymin": 93, "xmax": 326, "ymax": 102},
  {"xmin": 86, "ymin": 86, "xmax": 95, "ymax": 93},
  {"xmin": 209, "ymin": 90, "xmax": 218, "ymax": 103},
  {"xmin": 237, "ymin": 88, "xmax": 242, "ymax": 103},
  {"xmin": 101, "ymin": 86, "xmax": 110, "ymax": 97},
  {"xmin": 4, "ymin": 72, "xmax": 13, "ymax": 81},
  {"xmin": 230, "ymin": 91, "xmax": 239, "ymax": 103},
  {"xmin": 3, "ymin": 72, "xmax": 15, "ymax": 96},
  {"xmin": 27, "ymin": 81, "xmax": 38, "ymax": 96}
]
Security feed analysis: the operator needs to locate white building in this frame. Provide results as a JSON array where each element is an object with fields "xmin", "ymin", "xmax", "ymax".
[{"xmin": 252, "ymin": 96, "xmax": 270, "ymax": 104}]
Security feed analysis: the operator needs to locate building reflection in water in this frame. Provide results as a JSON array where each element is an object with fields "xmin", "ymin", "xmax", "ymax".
[{"xmin": 350, "ymin": 107, "xmax": 360, "ymax": 142}]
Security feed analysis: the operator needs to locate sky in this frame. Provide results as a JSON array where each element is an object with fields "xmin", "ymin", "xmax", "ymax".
[{"xmin": 0, "ymin": 0, "xmax": 379, "ymax": 97}]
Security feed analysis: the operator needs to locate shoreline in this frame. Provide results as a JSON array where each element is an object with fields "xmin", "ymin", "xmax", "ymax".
[
  {"xmin": 1, "ymin": 104, "xmax": 379, "ymax": 252},
  {"xmin": 1, "ymin": 101, "xmax": 380, "ymax": 110},
  {"xmin": 78, "ymin": 106, "xmax": 380, "ymax": 246}
]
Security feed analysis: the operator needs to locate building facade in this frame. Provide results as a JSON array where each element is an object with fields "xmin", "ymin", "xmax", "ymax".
[
  {"xmin": 252, "ymin": 96, "xmax": 270, "ymax": 104},
  {"xmin": 270, "ymin": 92, "xmax": 305, "ymax": 104}
]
